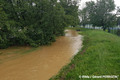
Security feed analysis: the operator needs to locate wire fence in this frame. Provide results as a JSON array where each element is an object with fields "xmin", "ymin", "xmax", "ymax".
[{"xmin": 78, "ymin": 25, "xmax": 120, "ymax": 36}]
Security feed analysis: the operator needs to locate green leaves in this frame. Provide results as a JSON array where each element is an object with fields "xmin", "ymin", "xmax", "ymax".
[
  {"xmin": 0, "ymin": 0, "xmax": 78, "ymax": 48},
  {"xmin": 60, "ymin": 0, "xmax": 79, "ymax": 27},
  {"xmin": 80, "ymin": 0, "xmax": 116, "ymax": 30}
]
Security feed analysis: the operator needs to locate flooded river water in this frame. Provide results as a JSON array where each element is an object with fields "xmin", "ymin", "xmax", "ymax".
[{"xmin": 0, "ymin": 30, "xmax": 82, "ymax": 80}]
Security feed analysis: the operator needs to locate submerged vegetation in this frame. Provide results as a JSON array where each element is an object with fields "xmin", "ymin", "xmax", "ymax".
[
  {"xmin": 0, "ymin": 0, "xmax": 79, "ymax": 49},
  {"xmin": 50, "ymin": 28, "xmax": 120, "ymax": 80}
]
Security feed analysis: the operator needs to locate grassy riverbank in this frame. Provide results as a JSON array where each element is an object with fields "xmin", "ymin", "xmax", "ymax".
[{"xmin": 50, "ymin": 28, "xmax": 120, "ymax": 80}]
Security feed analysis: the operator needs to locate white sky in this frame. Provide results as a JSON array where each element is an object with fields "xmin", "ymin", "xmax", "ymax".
[{"xmin": 80, "ymin": 0, "xmax": 120, "ymax": 9}]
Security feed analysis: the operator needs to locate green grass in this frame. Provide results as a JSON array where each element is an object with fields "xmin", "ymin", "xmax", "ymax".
[{"xmin": 50, "ymin": 28, "xmax": 120, "ymax": 80}]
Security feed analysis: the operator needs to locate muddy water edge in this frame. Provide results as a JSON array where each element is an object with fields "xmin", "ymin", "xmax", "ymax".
[{"xmin": 0, "ymin": 29, "xmax": 82, "ymax": 80}]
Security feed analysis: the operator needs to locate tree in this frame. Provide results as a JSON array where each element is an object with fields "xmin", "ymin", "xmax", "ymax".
[
  {"xmin": 80, "ymin": 0, "xmax": 116, "ymax": 31},
  {"xmin": 0, "ymin": 0, "xmax": 77, "ymax": 48},
  {"xmin": 0, "ymin": 1, "xmax": 12, "ymax": 48},
  {"xmin": 79, "ymin": 8, "xmax": 89, "ymax": 27},
  {"xmin": 96, "ymin": 0, "xmax": 115, "ymax": 31},
  {"xmin": 60, "ymin": 0, "xmax": 80, "ymax": 27}
]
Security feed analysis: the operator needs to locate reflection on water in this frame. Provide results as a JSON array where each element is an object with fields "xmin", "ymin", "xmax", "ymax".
[{"xmin": 0, "ymin": 29, "xmax": 82, "ymax": 80}]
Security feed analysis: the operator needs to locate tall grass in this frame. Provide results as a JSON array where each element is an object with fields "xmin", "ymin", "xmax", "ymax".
[{"xmin": 50, "ymin": 28, "xmax": 120, "ymax": 80}]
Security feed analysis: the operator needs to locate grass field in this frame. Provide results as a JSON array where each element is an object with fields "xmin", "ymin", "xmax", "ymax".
[{"xmin": 50, "ymin": 28, "xmax": 120, "ymax": 80}]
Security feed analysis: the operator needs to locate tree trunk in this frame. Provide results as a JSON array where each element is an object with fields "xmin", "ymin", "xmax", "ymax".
[
  {"xmin": 103, "ymin": 26, "xmax": 106, "ymax": 31},
  {"xmin": 108, "ymin": 27, "xmax": 111, "ymax": 33}
]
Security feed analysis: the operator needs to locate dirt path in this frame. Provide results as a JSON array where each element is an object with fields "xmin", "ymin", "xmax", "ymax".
[{"xmin": 0, "ymin": 30, "xmax": 82, "ymax": 80}]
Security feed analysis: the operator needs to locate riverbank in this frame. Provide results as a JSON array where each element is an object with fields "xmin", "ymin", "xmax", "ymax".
[
  {"xmin": 50, "ymin": 28, "xmax": 120, "ymax": 80},
  {"xmin": 0, "ymin": 30, "xmax": 82, "ymax": 80}
]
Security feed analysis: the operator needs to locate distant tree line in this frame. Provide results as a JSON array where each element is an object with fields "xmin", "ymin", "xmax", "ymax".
[
  {"xmin": 79, "ymin": 0, "xmax": 120, "ymax": 32},
  {"xmin": 0, "ymin": 0, "xmax": 80, "ymax": 48}
]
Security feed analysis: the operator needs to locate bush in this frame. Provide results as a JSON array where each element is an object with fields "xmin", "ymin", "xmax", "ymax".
[
  {"xmin": 30, "ymin": 43, "xmax": 39, "ymax": 47},
  {"xmin": 0, "ymin": 43, "xmax": 8, "ymax": 49}
]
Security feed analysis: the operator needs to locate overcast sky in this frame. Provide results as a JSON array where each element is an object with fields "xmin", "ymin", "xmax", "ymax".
[{"xmin": 80, "ymin": 0, "xmax": 120, "ymax": 9}]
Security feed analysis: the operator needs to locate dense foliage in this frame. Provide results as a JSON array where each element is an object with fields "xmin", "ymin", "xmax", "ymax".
[
  {"xmin": 0, "ymin": 0, "xmax": 79, "ymax": 48},
  {"xmin": 79, "ymin": 0, "xmax": 116, "ymax": 31}
]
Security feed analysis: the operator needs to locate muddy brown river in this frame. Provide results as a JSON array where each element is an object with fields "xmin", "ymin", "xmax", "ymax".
[{"xmin": 0, "ymin": 30, "xmax": 82, "ymax": 80}]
